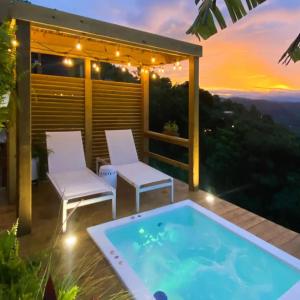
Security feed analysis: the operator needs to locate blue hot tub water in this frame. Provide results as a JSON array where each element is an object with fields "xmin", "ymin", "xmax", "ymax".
[{"xmin": 106, "ymin": 206, "xmax": 300, "ymax": 300}]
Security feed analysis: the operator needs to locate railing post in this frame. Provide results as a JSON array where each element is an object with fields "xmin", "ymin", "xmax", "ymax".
[
  {"xmin": 188, "ymin": 56, "xmax": 200, "ymax": 191},
  {"xmin": 84, "ymin": 58, "xmax": 93, "ymax": 168},
  {"xmin": 141, "ymin": 71, "xmax": 149, "ymax": 163},
  {"xmin": 16, "ymin": 20, "xmax": 32, "ymax": 235}
]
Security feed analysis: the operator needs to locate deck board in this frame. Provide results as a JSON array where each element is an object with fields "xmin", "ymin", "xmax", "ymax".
[{"xmin": 0, "ymin": 179, "xmax": 299, "ymax": 299}]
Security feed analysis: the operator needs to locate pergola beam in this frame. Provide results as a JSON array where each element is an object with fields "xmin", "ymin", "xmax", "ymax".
[{"xmin": 0, "ymin": 0, "xmax": 202, "ymax": 57}]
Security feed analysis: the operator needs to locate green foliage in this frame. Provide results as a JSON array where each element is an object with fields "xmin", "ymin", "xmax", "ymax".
[
  {"xmin": 279, "ymin": 34, "xmax": 300, "ymax": 65},
  {"xmin": 0, "ymin": 21, "xmax": 16, "ymax": 129},
  {"xmin": 0, "ymin": 221, "xmax": 43, "ymax": 299},
  {"xmin": 163, "ymin": 121, "xmax": 179, "ymax": 135},
  {"xmin": 187, "ymin": 0, "xmax": 266, "ymax": 40},
  {"xmin": 0, "ymin": 223, "xmax": 79, "ymax": 299}
]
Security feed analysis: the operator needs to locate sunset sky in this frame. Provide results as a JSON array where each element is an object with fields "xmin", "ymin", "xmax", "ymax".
[{"xmin": 32, "ymin": 0, "xmax": 300, "ymax": 101}]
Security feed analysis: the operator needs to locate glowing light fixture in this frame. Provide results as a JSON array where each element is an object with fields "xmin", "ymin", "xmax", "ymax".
[
  {"xmin": 64, "ymin": 234, "xmax": 77, "ymax": 248},
  {"xmin": 121, "ymin": 66, "xmax": 126, "ymax": 72},
  {"xmin": 151, "ymin": 57, "xmax": 156, "ymax": 63},
  {"xmin": 115, "ymin": 50, "xmax": 120, "ymax": 57},
  {"xmin": 206, "ymin": 194, "xmax": 215, "ymax": 203},
  {"xmin": 127, "ymin": 62, "xmax": 131, "ymax": 67},
  {"xmin": 92, "ymin": 63, "xmax": 97, "ymax": 69},
  {"xmin": 152, "ymin": 73, "xmax": 157, "ymax": 79},
  {"xmin": 11, "ymin": 39, "xmax": 18, "ymax": 47},
  {"xmin": 76, "ymin": 41, "xmax": 82, "ymax": 51},
  {"xmin": 63, "ymin": 58, "xmax": 74, "ymax": 67},
  {"xmin": 176, "ymin": 61, "xmax": 180, "ymax": 67}
]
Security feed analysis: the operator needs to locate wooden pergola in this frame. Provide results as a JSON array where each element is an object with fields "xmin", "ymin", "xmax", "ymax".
[{"xmin": 0, "ymin": 0, "xmax": 202, "ymax": 234}]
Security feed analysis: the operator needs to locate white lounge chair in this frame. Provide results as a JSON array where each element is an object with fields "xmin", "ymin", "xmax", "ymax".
[
  {"xmin": 105, "ymin": 129, "xmax": 173, "ymax": 212},
  {"xmin": 46, "ymin": 131, "xmax": 116, "ymax": 232}
]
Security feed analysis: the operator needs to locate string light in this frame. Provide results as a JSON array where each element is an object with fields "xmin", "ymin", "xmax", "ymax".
[
  {"xmin": 63, "ymin": 57, "xmax": 73, "ymax": 67},
  {"xmin": 76, "ymin": 41, "xmax": 82, "ymax": 51}
]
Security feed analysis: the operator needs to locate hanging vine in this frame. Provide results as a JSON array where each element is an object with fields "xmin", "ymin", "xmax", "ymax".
[{"xmin": 0, "ymin": 20, "xmax": 17, "ymax": 130}]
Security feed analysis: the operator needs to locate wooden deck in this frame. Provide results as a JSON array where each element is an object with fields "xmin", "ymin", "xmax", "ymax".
[{"xmin": 1, "ymin": 178, "xmax": 300, "ymax": 299}]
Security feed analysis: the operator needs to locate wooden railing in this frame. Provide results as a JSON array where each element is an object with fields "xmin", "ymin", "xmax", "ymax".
[{"xmin": 143, "ymin": 130, "xmax": 189, "ymax": 171}]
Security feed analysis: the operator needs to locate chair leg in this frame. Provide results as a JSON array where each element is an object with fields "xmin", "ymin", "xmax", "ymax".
[
  {"xmin": 136, "ymin": 188, "xmax": 140, "ymax": 213},
  {"xmin": 170, "ymin": 180, "xmax": 174, "ymax": 203},
  {"xmin": 112, "ymin": 191, "xmax": 117, "ymax": 219},
  {"xmin": 62, "ymin": 201, "xmax": 67, "ymax": 233}
]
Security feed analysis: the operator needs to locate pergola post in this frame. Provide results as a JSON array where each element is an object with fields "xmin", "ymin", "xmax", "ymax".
[
  {"xmin": 141, "ymin": 71, "xmax": 150, "ymax": 162},
  {"xmin": 84, "ymin": 58, "xmax": 92, "ymax": 168},
  {"xmin": 16, "ymin": 20, "xmax": 32, "ymax": 235},
  {"xmin": 188, "ymin": 56, "xmax": 200, "ymax": 191},
  {"xmin": 7, "ymin": 100, "xmax": 17, "ymax": 203}
]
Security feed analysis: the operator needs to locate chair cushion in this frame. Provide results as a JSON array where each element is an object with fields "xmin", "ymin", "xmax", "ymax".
[
  {"xmin": 115, "ymin": 162, "xmax": 172, "ymax": 188},
  {"xmin": 48, "ymin": 168, "xmax": 114, "ymax": 201}
]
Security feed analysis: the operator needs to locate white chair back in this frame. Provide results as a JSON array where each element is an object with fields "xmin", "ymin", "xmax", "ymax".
[
  {"xmin": 46, "ymin": 131, "xmax": 86, "ymax": 173},
  {"xmin": 105, "ymin": 129, "xmax": 139, "ymax": 165}
]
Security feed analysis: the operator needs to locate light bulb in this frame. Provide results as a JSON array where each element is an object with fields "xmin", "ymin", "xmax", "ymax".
[
  {"xmin": 178, "ymin": 65, "xmax": 182, "ymax": 71},
  {"xmin": 173, "ymin": 65, "xmax": 176, "ymax": 70},
  {"xmin": 116, "ymin": 50, "xmax": 120, "ymax": 57},
  {"xmin": 145, "ymin": 69, "xmax": 149, "ymax": 74},
  {"xmin": 176, "ymin": 61, "xmax": 180, "ymax": 67},
  {"xmin": 152, "ymin": 73, "xmax": 157, "ymax": 79},
  {"xmin": 151, "ymin": 57, "xmax": 156, "ymax": 63},
  {"xmin": 121, "ymin": 66, "xmax": 126, "ymax": 72},
  {"xmin": 76, "ymin": 41, "xmax": 82, "ymax": 50},
  {"xmin": 127, "ymin": 62, "xmax": 131, "ymax": 67},
  {"xmin": 141, "ymin": 68, "xmax": 145, "ymax": 74},
  {"xmin": 95, "ymin": 66, "xmax": 100, "ymax": 72},
  {"xmin": 92, "ymin": 63, "xmax": 97, "ymax": 69},
  {"xmin": 11, "ymin": 39, "xmax": 18, "ymax": 47}
]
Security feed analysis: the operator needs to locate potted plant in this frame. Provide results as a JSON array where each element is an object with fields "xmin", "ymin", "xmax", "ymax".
[{"xmin": 163, "ymin": 121, "xmax": 179, "ymax": 136}]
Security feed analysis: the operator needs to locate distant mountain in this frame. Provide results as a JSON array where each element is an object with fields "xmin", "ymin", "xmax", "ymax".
[{"xmin": 230, "ymin": 98, "xmax": 300, "ymax": 136}]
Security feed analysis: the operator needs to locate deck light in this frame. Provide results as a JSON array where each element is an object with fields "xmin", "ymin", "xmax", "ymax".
[
  {"xmin": 11, "ymin": 39, "xmax": 18, "ymax": 47},
  {"xmin": 64, "ymin": 234, "xmax": 77, "ymax": 248},
  {"xmin": 76, "ymin": 41, "xmax": 82, "ymax": 51},
  {"xmin": 206, "ymin": 194, "xmax": 215, "ymax": 203}
]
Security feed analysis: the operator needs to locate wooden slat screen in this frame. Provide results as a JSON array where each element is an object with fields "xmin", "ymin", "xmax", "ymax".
[
  {"xmin": 92, "ymin": 80, "xmax": 142, "ymax": 164},
  {"xmin": 31, "ymin": 74, "xmax": 85, "ymax": 147}
]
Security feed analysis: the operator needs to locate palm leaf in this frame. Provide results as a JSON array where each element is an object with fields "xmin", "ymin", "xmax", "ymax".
[
  {"xmin": 187, "ymin": 0, "xmax": 266, "ymax": 40},
  {"xmin": 279, "ymin": 34, "xmax": 300, "ymax": 65},
  {"xmin": 187, "ymin": 0, "xmax": 226, "ymax": 40}
]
